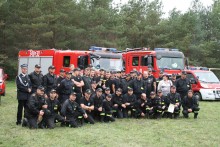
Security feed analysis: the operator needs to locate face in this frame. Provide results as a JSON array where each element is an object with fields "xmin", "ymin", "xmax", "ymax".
[
  {"xmin": 37, "ymin": 89, "xmax": 44, "ymax": 96},
  {"xmin": 66, "ymin": 74, "xmax": 71, "ymax": 79},
  {"xmin": 148, "ymin": 71, "xmax": 152, "ymax": 75},
  {"xmin": 50, "ymin": 92, "xmax": 57, "ymax": 99},
  {"xmin": 163, "ymin": 76, "xmax": 168, "ymax": 80},
  {"xmin": 90, "ymin": 70, "xmax": 95, "ymax": 77},
  {"xmin": 170, "ymin": 88, "xmax": 176, "ymax": 93},
  {"xmin": 106, "ymin": 97, "xmax": 111, "ymax": 101},
  {"xmin": 91, "ymin": 83, "xmax": 97, "ymax": 89},
  {"xmin": 70, "ymin": 64, "xmax": 75, "ymax": 70},
  {"xmin": 60, "ymin": 72, "xmax": 65, "ymax": 76},
  {"xmin": 141, "ymin": 94, "xmax": 147, "ymax": 100},
  {"xmin": 158, "ymin": 92, "xmax": 163, "ymax": 97},
  {"xmin": 49, "ymin": 68, "xmax": 55, "ymax": 74},
  {"xmin": 128, "ymin": 90, "xmax": 133, "ymax": 95},
  {"xmin": 105, "ymin": 90, "xmax": 110, "ymax": 94},
  {"xmin": 188, "ymin": 91, "xmax": 193, "ymax": 98},
  {"xmin": 85, "ymin": 93, "xmax": 91, "ymax": 98},
  {"xmin": 35, "ymin": 67, "xmax": 41, "ymax": 73},
  {"xmin": 96, "ymin": 91, "xmax": 102, "ymax": 97},
  {"xmin": 21, "ymin": 67, "xmax": 28, "ymax": 74},
  {"xmin": 105, "ymin": 72, "xmax": 111, "ymax": 78},
  {"xmin": 172, "ymin": 76, "xmax": 176, "ymax": 80},
  {"xmin": 181, "ymin": 74, "xmax": 186, "ymax": 79},
  {"xmin": 85, "ymin": 69, "xmax": 90, "ymax": 75},
  {"xmin": 69, "ymin": 94, "xmax": 76, "ymax": 101},
  {"xmin": 143, "ymin": 71, "xmax": 148, "ymax": 78},
  {"xmin": 150, "ymin": 94, "xmax": 155, "ymax": 99},
  {"xmin": 116, "ymin": 91, "xmax": 122, "ymax": 96}
]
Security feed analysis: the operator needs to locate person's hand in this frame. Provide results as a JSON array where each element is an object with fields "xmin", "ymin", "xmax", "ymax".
[
  {"xmin": 162, "ymin": 106, "xmax": 165, "ymax": 109},
  {"xmin": 39, "ymin": 110, "xmax": 44, "ymax": 116},
  {"xmin": 141, "ymin": 103, "xmax": 145, "ymax": 107},
  {"xmin": 125, "ymin": 103, "xmax": 130, "ymax": 106},
  {"xmin": 42, "ymin": 105, "xmax": 48, "ymax": 109},
  {"xmin": 188, "ymin": 109, "xmax": 192, "ymax": 112},
  {"xmin": 121, "ymin": 104, "xmax": 126, "ymax": 108},
  {"xmin": 83, "ymin": 113, "xmax": 88, "ymax": 118},
  {"xmin": 98, "ymin": 107, "xmax": 102, "ymax": 112},
  {"xmin": 28, "ymin": 88, "xmax": 31, "ymax": 93},
  {"xmin": 141, "ymin": 112, "xmax": 145, "ymax": 117},
  {"xmin": 114, "ymin": 104, "xmax": 118, "ymax": 107},
  {"xmin": 150, "ymin": 107, "xmax": 153, "ymax": 110}
]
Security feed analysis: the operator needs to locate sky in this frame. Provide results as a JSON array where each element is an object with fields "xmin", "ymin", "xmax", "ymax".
[{"xmin": 113, "ymin": 0, "xmax": 214, "ymax": 17}]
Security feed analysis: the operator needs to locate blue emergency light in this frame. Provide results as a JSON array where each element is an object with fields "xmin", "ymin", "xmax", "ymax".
[{"xmin": 89, "ymin": 46, "xmax": 117, "ymax": 52}]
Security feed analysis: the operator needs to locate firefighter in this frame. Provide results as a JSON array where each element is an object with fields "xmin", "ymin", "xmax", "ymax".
[
  {"xmin": 122, "ymin": 87, "xmax": 137, "ymax": 118},
  {"xmin": 61, "ymin": 92, "xmax": 88, "ymax": 128},
  {"xmin": 16, "ymin": 64, "xmax": 32, "ymax": 125},
  {"xmin": 58, "ymin": 72, "xmax": 74, "ymax": 104},
  {"xmin": 80, "ymin": 89, "xmax": 95, "ymax": 124},
  {"xmin": 102, "ymin": 87, "xmax": 111, "ymax": 98},
  {"xmin": 182, "ymin": 90, "xmax": 200, "ymax": 119},
  {"xmin": 103, "ymin": 94, "xmax": 116, "ymax": 122},
  {"xmin": 92, "ymin": 88, "xmax": 105, "ymax": 122},
  {"xmin": 157, "ymin": 74, "xmax": 173, "ymax": 96},
  {"xmin": 112, "ymin": 71, "xmax": 121, "ymax": 93},
  {"xmin": 143, "ymin": 70, "xmax": 156, "ymax": 98},
  {"xmin": 111, "ymin": 88, "xmax": 125, "ymax": 118},
  {"xmin": 176, "ymin": 71, "xmax": 191, "ymax": 100},
  {"xmin": 156, "ymin": 71, "xmax": 164, "ymax": 89},
  {"xmin": 24, "ymin": 86, "xmax": 48, "ymax": 129},
  {"xmin": 157, "ymin": 90, "xmax": 169, "ymax": 118},
  {"xmin": 146, "ymin": 91, "xmax": 162, "ymax": 119},
  {"xmin": 136, "ymin": 93, "xmax": 148, "ymax": 118},
  {"xmin": 45, "ymin": 89, "xmax": 65, "ymax": 129},
  {"xmin": 28, "ymin": 64, "xmax": 43, "ymax": 94},
  {"xmin": 42, "ymin": 65, "xmax": 57, "ymax": 97},
  {"xmin": 166, "ymin": 85, "xmax": 181, "ymax": 118},
  {"xmin": 82, "ymin": 68, "xmax": 92, "ymax": 94},
  {"xmin": 129, "ymin": 72, "xmax": 146, "ymax": 99},
  {"xmin": 101, "ymin": 71, "xmax": 114, "ymax": 93},
  {"xmin": 120, "ymin": 74, "xmax": 132, "ymax": 94},
  {"xmin": 90, "ymin": 80, "xmax": 97, "ymax": 97},
  {"xmin": 171, "ymin": 74, "xmax": 177, "ymax": 86},
  {"xmin": 56, "ymin": 69, "xmax": 65, "ymax": 87},
  {"xmin": 148, "ymin": 69, "xmax": 157, "ymax": 92},
  {"xmin": 72, "ymin": 68, "xmax": 84, "ymax": 104}
]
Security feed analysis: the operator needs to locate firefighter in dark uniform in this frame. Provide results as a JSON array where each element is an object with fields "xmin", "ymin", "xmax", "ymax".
[
  {"xmin": 176, "ymin": 71, "xmax": 191, "ymax": 100},
  {"xmin": 111, "ymin": 88, "xmax": 125, "ymax": 118},
  {"xmin": 102, "ymin": 87, "xmax": 111, "ymax": 98},
  {"xmin": 101, "ymin": 71, "xmax": 114, "ymax": 94},
  {"xmin": 28, "ymin": 64, "xmax": 43, "ymax": 94},
  {"xmin": 42, "ymin": 65, "xmax": 57, "ymax": 97},
  {"xmin": 103, "ymin": 94, "xmax": 116, "ymax": 122},
  {"xmin": 80, "ymin": 89, "xmax": 95, "ymax": 124},
  {"xmin": 92, "ymin": 88, "xmax": 105, "ymax": 122},
  {"xmin": 82, "ymin": 68, "xmax": 92, "ymax": 94},
  {"xmin": 90, "ymin": 80, "xmax": 97, "ymax": 97},
  {"xmin": 156, "ymin": 71, "xmax": 164, "ymax": 90},
  {"xmin": 129, "ymin": 72, "xmax": 146, "ymax": 99},
  {"xmin": 112, "ymin": 71, "xmax": 121, "ymax": 93},
  {"xmin": 58, "ymin": 72, "xmax": 74, "ymax": 104},
  {"xmin": 143, "ymin": 70, "xmax": 156, "ymax": 98},
  {"xmin": 171, "ymin": 73, "xmax": 177, "ymax": 86},
  {"xmin": 45, "ymin": 89, "xmax": 65, "ymax": 129},
  {"xmin": 146, "ymin": 91, "xmax": 162, "ymax": 119},
  {"xmin": 16, "ymin": 64, "xmax": 32, "ymax": 125},
  {"xmin": 56, "ymin": 69, "xmax": 65, "ymax": 88},
  {"xmin": 182, "ymin": 90, "xmax": 200, "ymax": 119},
  {"xmin": 72, "ymin": 68, "xmax": 84, "ymax": 104},
  {"xmin": 25, "ymin": 86, "xmax": 48, "ymax": 129},
  {"xmin": 120, "ymin": 74, "xmax": 132, "ymax": 94},
  {"xmin": 136, "ymin": 93, "xmax": 148, "ymax": 118},
  {"xmin": 166, "ymin": 85, "xmax": 181, "ymax": 118},
  {"xmin": 157, "ymin": 90, "xmax": 169, "ymax": 118},
  {"xmin": 122, "ymin": 87, "xmax": 137, "ymax": 118},
  {"xmin": 61, "ymin": 92, "xmax": 88, "ymax": 128}
]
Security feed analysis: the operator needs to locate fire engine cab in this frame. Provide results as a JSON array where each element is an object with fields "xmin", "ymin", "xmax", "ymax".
[{"xmin": 122, "ymin": 48, "xmax": 185, "ymax": 78}]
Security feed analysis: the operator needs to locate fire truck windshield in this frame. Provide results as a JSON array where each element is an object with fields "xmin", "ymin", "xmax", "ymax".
[
  {"xmin": 194, "ymin": 71, "xmax": 219, "ymax": 83},
  {"xmin": 91, "ymin": 58, "xmax": 123, "ymax": 71},
  {"xmin": 157, "ymin": 57, "xmax": 184, "ymax": 70}
]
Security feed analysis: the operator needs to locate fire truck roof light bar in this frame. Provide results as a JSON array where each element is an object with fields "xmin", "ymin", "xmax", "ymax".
[
  {"xmin": 89, "ymin": 46, "xmax": 117, "ymax": 52},
  {"xmin": 154, "ymin": 48, "xmax": 179, "ymax": 51}
]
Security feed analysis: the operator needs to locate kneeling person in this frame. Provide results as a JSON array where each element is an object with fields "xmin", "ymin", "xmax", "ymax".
[
  {"xmin": 61, "ymin": 92, "xmax": 88, "ymax": 128},
  {"xmin": 146, "ymin": 92, "xmax": 162, "ymax": 119},
  {"xmin": 182, "ymin": 90, "xmax": 200, "ymax": 119},
  {"xmin": 45, "ymin": 89, "xmax": 65, "ymax": 129},
  {"xmin": 103, "ymin": 94, "xmax": 115, "ymax": 122}
]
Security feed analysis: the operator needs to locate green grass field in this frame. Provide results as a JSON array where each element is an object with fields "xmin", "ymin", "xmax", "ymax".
[{"xmin": 0, "ymin": 81, "xmax": 220, "ymax": 147}]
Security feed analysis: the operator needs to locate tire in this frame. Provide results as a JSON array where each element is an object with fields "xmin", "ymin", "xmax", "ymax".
[{"xmin": 194, "ymin": 92, "xmax": 202, "ymax": 101}]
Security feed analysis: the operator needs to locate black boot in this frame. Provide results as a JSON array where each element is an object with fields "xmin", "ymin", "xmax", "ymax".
[
  {"xmin": 22, "ymin": 118, "xmax": 29, "ymax": 127},
  {"xmin": 194, "ymin": 113, "xmax": 198, "ymax": 119}
]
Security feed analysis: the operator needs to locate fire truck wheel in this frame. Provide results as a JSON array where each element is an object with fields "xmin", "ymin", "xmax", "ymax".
[{"xmin": 194, "ymin": 92, "xmax": 202, "ymax": 101}]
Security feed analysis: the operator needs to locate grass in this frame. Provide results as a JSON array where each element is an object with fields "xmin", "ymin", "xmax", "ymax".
[{"xmin": 0, "ymin": 81, "xmax": 220, "ymax": 147}]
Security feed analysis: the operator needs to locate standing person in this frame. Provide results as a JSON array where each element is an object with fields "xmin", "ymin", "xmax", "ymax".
[
  {"xmin": 16, "ymin": 64, "xmax": 32, "ymax": 125},
  {"xmin": 157, "ymin": 74, "xmax": 173, "ymax": 96},
  {"xmin": 42, "ymin": 65, "xmax": 57, "ymax": 97},
  {"xmin": 171, "ymin": 74, "xmax": 177, "ymax": 86},
  {"xmin": 120, "ymin": 74, "xmax": 132, "ymax": 94},
  {"xmin": 142, "ymin": 71, "xmax": 156, "ymax": 98},
  {"xmin": 57, "ymin": 69, "xmax": 65, "ymax": 87},
  {"xmin": 90, "ymin": 81, "xmax": 97, "ymax": 97},
  {"xmin": 82, "ymin": 68, "xmax": 92, "ymax": 94},
  {"xmin": 80, "ymin": 89, "xmax": 95, "ymax": 124},
  {"xmin": 72, "ymin": 68, "xmax": 84, "ymax": 104},
  {"xmin": 45, "ymin": 89, "xmax": 65, "ymax": 129},
  {"xmin": 182, "ymin": 90, "xmax": 200, "ymax": 119},
  {"xmin": 61, "ymin": 92, "xmax": 88, "ymax": 128},
  {"xmin": 176, "ymin": 71, "xmax": 191, "ymax": 100},
  {"xmin": 25, "ymin": 86, "xmax": 48, "ymax": 129},
  {"xmin": 58, "ymin": 72, "xmax": 74, "ymax": 104},
  {"xmin": 28, "ymin": 64, "xmax": 43, "ymax": 94},
  {"xmin": 156, "ymin": 71, "xmax": 164, "ymax": 89},
  {"xmin": 129, "ymin": 72, "xmax": 145, "ymax": 99},
  {"xmin": 101, "ymin": 71, "xmax": 114, "ymax": 93},
  {"xmin": 166, "ymin": 85, "xmax": 181, "ymax": 118},
  {"xmin": 103, "ymin": 94, "xmax": 116, "ymax": 122}
]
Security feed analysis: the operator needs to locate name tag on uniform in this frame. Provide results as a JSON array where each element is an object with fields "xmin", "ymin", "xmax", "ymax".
[{"xmin": 168, "ymin": 104, "xmax": 175, "ymax": 113}]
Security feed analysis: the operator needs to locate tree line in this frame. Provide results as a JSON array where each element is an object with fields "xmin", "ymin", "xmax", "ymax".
[{"xmin": 0, "ymin": 0, "xmax": 219, "ymax": 78}]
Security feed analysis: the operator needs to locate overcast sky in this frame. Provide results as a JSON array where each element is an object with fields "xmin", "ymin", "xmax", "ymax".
[{"xmin": 113, "ymin": 0, "xmax": 214, "ymax": 17}]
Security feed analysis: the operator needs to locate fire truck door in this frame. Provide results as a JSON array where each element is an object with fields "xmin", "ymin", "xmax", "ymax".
[{"xmin": 40, "ymin": 57, "xmax": 53, "ymax": 75}]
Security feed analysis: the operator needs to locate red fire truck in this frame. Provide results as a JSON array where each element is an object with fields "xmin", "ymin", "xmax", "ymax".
[{"xmin": 122, "ymin": 48, "xmax": 186, "ymax": 78}]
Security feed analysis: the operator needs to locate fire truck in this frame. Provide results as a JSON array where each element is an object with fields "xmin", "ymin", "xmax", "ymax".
[{"xmin": 122, "ymin": 48, "xmax": 186, "ymax": 78}]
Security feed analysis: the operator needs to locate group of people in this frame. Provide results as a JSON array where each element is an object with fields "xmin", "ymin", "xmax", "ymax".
[{"xmin": 16, "ymin": 63, "xmax": 200, "ymax": 129}]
